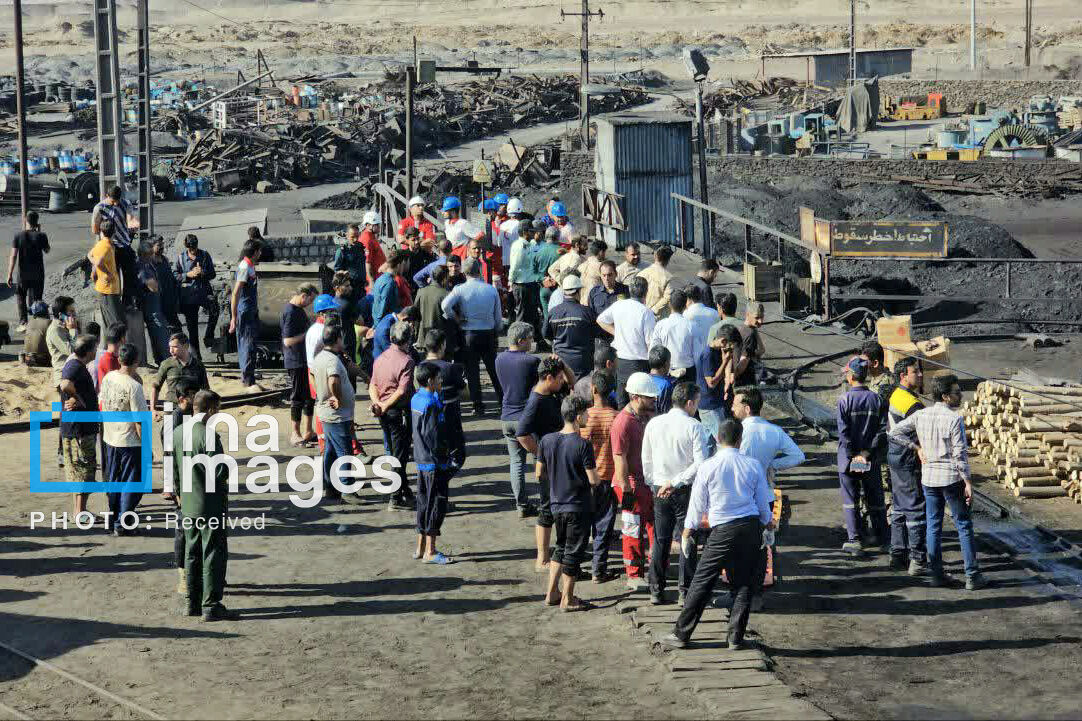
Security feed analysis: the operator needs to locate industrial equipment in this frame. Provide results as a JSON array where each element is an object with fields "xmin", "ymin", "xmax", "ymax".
[{"xmin": 882, "ymin": 92, "xmax": 945, "ymax": 121}]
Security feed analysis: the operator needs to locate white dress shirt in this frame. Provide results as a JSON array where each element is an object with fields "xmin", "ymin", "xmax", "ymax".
[
  {"xmin": 685, "ymin": 447, "xmax": 774, "ymax": 530},
  {"xmin": 497, "ymin": 218, "xmax": 520, "ymax": 269},
  {"xmin": 650, "ymin": 311, "xmax": 696, "ymax": 371},
  {"xmin": 684, "ymin": 302, "xmax": 720, "ymax": 360},
  {"xmin": 739, "ymin": 415, "xmax": 805, "ymax": 489},
  {"xmin": 642, "ymin": 407, "xmax": 712, "ymax": 490},
  {"xmin": 445, "ymin": 218, "xmax": 479, "ymax": 248},
  {"xmin": 597, "ymin": 298, "xmax": 655, "ymax": 361}
]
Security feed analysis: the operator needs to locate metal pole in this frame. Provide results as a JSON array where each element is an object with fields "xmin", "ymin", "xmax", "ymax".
[
  {"xmin": 406, "ymin": 65, "xmax": 415, "ymax": 199},
  {"xmin": 695, "ymin": 80, "xmax": 711, "ymax": 258},
  {"xmin": 136, "ymin": 0, "xmax": 153, "ymax": 238},
  {"xmin": 848, "ymin": 0, "xmax": 856, "ymax": 89},
  {"xmin": 13, "ymin": 0, "xmax": 29, "ymax": 218},
  {"xmin": 1024, "ymin": 0, "xmax": 1032, "ymax": 68},
  {"xmin": 970, "ymin": 0, "xmax": 977, "ymax": 70},
  {"xmin": 580, "ymin": 0, "xmax": 589, "ymax": 148}
]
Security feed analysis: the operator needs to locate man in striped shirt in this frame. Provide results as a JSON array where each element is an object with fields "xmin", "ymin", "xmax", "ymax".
[
  {"xmin": 579, "ymin": 370, "xmax": 620, "ymax": 583},
  {"xmin": 91, "ymin": 186, "xmax": 139, "ymax": 307},
  {"xmin": 889, "ymin": 373, "xmax": 986, "ymax": 590}
]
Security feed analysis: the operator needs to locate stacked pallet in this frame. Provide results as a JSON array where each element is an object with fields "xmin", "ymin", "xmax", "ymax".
[{"xmin": 965, "ymin": 381, "xmax": 1082, "ymax": 501}]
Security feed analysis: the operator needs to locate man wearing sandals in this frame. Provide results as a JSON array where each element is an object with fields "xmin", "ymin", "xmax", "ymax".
[{"xmin": 538, "ymin": 396, "xmax": 601, "ymax": 612}]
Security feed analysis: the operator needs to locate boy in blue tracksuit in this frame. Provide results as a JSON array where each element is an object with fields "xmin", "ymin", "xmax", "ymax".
[
  {"xmin": 411, "ymin": 361, "xmax": 455, "ymax": 565},
  {"xmin": 836, "ymin": 356, "xmax": 888, "ymax": 557}
]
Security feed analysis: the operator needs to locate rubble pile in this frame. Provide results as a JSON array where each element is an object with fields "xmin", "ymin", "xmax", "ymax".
[{"xmin": 675, "ymin": 77, "xmax": 827, "ymax": 116}]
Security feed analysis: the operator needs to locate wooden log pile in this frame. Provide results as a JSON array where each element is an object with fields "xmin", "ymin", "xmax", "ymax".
[{"xmin": 965, "ymin": 381, "xmax": 1082, "ymax": 501}]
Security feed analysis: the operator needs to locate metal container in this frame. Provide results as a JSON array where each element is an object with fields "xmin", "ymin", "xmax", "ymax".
[
  {"xmin": 987, "ymin": 146, "xmax": 1048, "ymax": 159},
  {"xmin": 937, "ymin": 129, "xmax": 968, "ymax": 148},
  {"xmin": 594, "ymin": 112, "xmax": 693, "ymax": 250},
  {"xmin": 254, "ymin": 262, "xmax": 333, "ymax": 342}
]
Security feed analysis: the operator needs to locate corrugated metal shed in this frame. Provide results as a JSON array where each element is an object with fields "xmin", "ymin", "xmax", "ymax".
[
  {"xmin": 762, "ymin": 48, "xmax": 913, "ymax": 88},
  {"xmin": 594, "ymin": 112, "xmax": 693, "ymax": 249}
]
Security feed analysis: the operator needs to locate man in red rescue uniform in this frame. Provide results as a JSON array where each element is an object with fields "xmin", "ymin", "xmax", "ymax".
[
  {"xmin": 611, "ymin": 371, "xmax": 658, "ymax": 590},
  {"xmin": 397, "ymin": 196, "xmax": 437, "ymax": 248}
]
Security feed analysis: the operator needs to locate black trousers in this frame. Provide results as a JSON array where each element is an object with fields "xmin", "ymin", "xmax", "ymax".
[
  {"xmin": 379, "ymin": 406, "xmax": 412, "ymax": 500},
  {"xmin": 15, "ymin": 278, "xmax": 43, "ymax": 325},
  {"xmin": 674, "ymin": 515, "xmax": 761, "ymax": 645},
  {"xmin": 115, "ymin": 244, "xmax": 138, "ymax": 308},
  {"xmin": 512, "ymin": 282, "xmax": 542, "ymax": 341},
  {"xmin": 615, "ymin": 357, "xmax": 649, "ymax": 408},
  {"xmin": 649, "ymin": 486, "xmax": 697, "ymax": 595},
  {"xmin": 553, "ymin": 511, "xmax": 591, "ymax": 577},
  {"xmin": 180, "ymin": 296, "xmax": 221, "ymax": 359},
  {"xmin": 416, "ymin": 468, "xmax": 451, "ymax": 536},
  {"xmin": 288, "ymin": 367, "xmax": 314, "ymax": 423},
  {"xmin": 462, "ymin": 329, "xmax": 503, "ymax": 411}
]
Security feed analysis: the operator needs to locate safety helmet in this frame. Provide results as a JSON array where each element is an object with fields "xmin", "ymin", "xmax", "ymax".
[
  {"xmin": 441, "ymin": 196, "xmax": 462, "ymax": 212},
  {"xmin": 314, "ymin": 294, "xmax": 339, "ymax": 313},
  {"xmin": 561, "ymin": 274, "xmax": 583, "ymax": 291},
  {"xmin": 30, "ymin": 300, "xmax": 49, "ymax": 318},
  {"xmin": 362, "ymin": 210, "xmax": 381, "ymax": 226},
  {"xmin": 407, "ymin": 195, "xmax": 425, "ymax": 208},
  {"xmin": 550, "ymin": 201, "xmax": 568, "ymax": 218},
  {"xmin": 506, "ymin": 197, "xmax": 524, "ymax": 214},
  {"xmin": 478, "ymin": 198, "xmax": 498, "ymax": 212},
  {"xmin": 626, "ymin": 372, "xmax": 659, "ymax": 398},
  {"xmin": 494, "ymin": 193, "xmax": 510, "ymax": 205}
]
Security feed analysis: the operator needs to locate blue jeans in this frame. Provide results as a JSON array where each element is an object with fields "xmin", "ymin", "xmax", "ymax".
[
  {"xmin": 501, "ymin": 420, "xmax": 530, "ymax": 508},
  {"xmin": 925, "ymin": 481, "xmax": 979, "ymax": 577},
  {"xmin": 322, "ymin": 420, "xmax": 353, "ymax": 499},
  {"xmin": 699, "ymin": 408, "xmax": 724, "ymax": 444},
  {"xmin": 236, "ymin": 311, "xmax": 258, "ymax": 387},
  {"xmin": 142, "ymin": 293, "xmax": 171, "ymax": 364},
  {"xmin": 104, "ymin": 444, "xmax": 144, "ymax": 532}
]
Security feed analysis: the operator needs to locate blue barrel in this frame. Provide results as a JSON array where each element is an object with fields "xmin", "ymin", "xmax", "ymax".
[
  {"xmin": 27, "ymin": 158, "xmax": 45, "ymax": 175},
  {"xmin": 196, "ymin": 177, "xmax": 209, "ymax": 197},
  {"xmin": 73, "ymin": 154, "xmax": 89, "ymax": 171},
  {"xmin": 184, "ymin": 177, "xmax": 198, "ymax": 199},
  {"xmin": 0, "ymin": 160, "xmax": 14, "ymax": 176},
  {"xmin": 122, "ymin": 155, "xmax": 136, "ymax": 174},
  {"xmin": 58, "ymin": 151, "xmax": 74, "ymax": 171}
]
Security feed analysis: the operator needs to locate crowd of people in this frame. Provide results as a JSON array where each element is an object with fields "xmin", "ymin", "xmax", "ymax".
[{"xmin": 11, "ymin": 188, "xmax": 986, "ymax": 633}]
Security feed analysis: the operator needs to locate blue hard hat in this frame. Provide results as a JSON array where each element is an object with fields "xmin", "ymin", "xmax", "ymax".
[
  {"xmin": 494, "ymin": 193, "xmax": 510, "ymax": 205},
  {"xmin": 478, "ymin": 198, "xmax": 498, "ymax": 212},
  {"xmin": 314, "ymin": 294, "xmax": 339, "ymax": 313},
  {"xmin": 551, "ymin": 201, "xmax": 568, "ymax": 217},
  {"xmin": 441, "ymin": 196, "xmax": 462, "ymax": 212}
]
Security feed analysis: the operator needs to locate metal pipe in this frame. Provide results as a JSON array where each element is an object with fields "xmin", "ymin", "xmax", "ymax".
[
  {"xmin": 695, "ymin": 80, "xmax": 710, "ymax": 257},
  {"xmin": 13, "ymin": 0, "xmax": 29, "ymax": 219},
  {"xmin": 189, "ymin": 71, "xmax": 274, "ymax": 113},
  {"xmin": 970, "ymin": 0, "xmax": 977, "ymax": 70},
  {"xmin": 405, "ymin": 65, "xmax": 415, "ymax": 199}
]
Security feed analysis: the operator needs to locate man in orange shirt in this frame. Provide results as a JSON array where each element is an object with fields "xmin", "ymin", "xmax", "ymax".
[
  {"xmin": 579, "ymin": 370, "xmax": 620, "ymax": 583},
  {"xmin": 359, "ymin": 212, "xmax": 387, "ymax": 291}
]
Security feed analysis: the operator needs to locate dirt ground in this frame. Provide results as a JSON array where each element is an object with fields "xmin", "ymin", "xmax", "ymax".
[{"xmin": 0, "ymin": 399, "xmax": 728, "ymax": 720}]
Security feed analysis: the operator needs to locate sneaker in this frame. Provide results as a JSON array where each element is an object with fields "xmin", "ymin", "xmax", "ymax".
[
  {"xmin": 658, "ymin": 632, "xmax": 687, "ymax": 649},
  {"xmin": 518, "ymin": 503, "xmax": 538, "ymax": 519},
  {"xmin": 650, "ymin": 590, "xmax": 667, "ymax": 605},
  {"xmin": 341, "ymin": 492, "xmax": 366, "ymax": 506},
  {"xmin": 592, "ymin": 570, "xmax": 617, "ymax": 584},
  {"xmin": 965, "ymin": 573, "xmax": 988, "ymax": 591},
  {"xmin": 726, "ymin": 634, "xmax": 745, "ymax": 651},
  {"xmin": 57, "ymin": 452, "xmax": 65, "ymax": 469},
  {"xmin": 888, "ymin": 554, "xmax": 907, "ymax": 571},
  {"xmin": 176, "ymin": 568, "xmax": 187, "ymax": 595},
  {"xmin": 16, "ymin": 323, "xmax": 27, "ymax": 333},
  {"xmin": 678, "ymin": 591, "xmax": 686, "ymax": 606},
  {"xmin": 202, "ymin": 604, "xmax": 240, "ymax": 622},
  {"xmin": 842, "ymin": 540, "xmax": 863, "ymax": 557},
  {"xmin": 625, "ymin": 577, "xmax": 646, "ymax": 592},
  {"xmin": 908, "ymin": 559, "xmax": 928, "ymax": 577}
]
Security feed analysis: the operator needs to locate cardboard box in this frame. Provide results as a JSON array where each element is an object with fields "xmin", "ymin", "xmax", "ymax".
[
  {"xmin": 876, "ymin": 315, "xmax": 912, "ymax": 346},
  {"xmin": 884, "ymin": 341, "xmax": 919, "ymax": 372}
]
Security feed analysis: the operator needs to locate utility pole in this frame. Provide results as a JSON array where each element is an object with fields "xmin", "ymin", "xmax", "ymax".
[
  {"xmin": 405, "ymin": 64, "xmax": 415, "ymax": 200},
  {"xmin": 1024, "ymin": 0, "xmax": 1033, "ymax": 68},
  {"xmin": 13, "ymin": 0, "xmax": 29, "ymax": 219},
  {"xmin": 848, "ymin": 0, "xmax": 856, "ymax": 89},
  {"xmin": 970, "ymin": 0, "xmax": 977, "ymax": 70},
  {"xmin": 561, "ymin": 1, "xmax": 604, "ymax": 149}
]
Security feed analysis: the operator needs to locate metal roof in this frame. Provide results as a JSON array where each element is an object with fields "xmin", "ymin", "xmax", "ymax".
[{"xmin": 761, "ymin": 47, "xmax": 915, "ymax": 59}]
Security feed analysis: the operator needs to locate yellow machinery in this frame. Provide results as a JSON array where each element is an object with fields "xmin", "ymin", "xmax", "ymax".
[{"xmin": 882, "ymin": 93, "xmax": 946, "ymax": 121}]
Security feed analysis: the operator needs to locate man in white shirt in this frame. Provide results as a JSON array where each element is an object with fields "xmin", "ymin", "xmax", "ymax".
[
  {"xmin": 683, "ymin": 284, "xmax": 720, "ymax": 361},
  {"xmin": 615, "ymin": 242, "xmax": 646, "ymax": 284},
  {"xmin": 547, "ymin": 235, "xmax": 587, "ymax": 286},
  {"xmin": 497, "ymin": 198, "xmax": 525, "ymax": 270},
  {"xmin": 661, "ymin": 418, "xmax": 775, "ymax": 651},
  {"xmin": 643, "ymin": 381, "xmax": 712, "ymax": 605},
  {"xmin": 597, "ymin": 275, "xmax": 655, "ymax": 408},
  {"xmin": 733, "ymin": 386, "xmax": 805, "ymax": 608},
  {"xmin": 649, "ymin": 289, "xmax": 696, "ymax": 377},
  {"xmin": 441, "ymin": 196, "xmax": 483, "ymax": 249},
  {"xmin": 98, "ymin": 343, "xmax": 150, "ymax": 536}
]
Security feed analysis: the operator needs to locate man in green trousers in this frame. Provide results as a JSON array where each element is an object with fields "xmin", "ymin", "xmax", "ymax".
[{"xmin": 174, "ymin": 389, "xmax": 238, "ymax": 621}]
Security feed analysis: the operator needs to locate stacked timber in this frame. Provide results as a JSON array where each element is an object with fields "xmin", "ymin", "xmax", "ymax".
[{"xmin": 965, "ymin": 381, "xmax": 1082, "ymax": 501}]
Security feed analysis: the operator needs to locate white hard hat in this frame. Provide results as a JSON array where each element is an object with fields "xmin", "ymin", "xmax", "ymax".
[
  {"xmin": 363, "ymin": 210, "xmax": 381, "ymax": 226},
  {"xmin": 407, "ymin": 196, "xmax": 425, "ymax": 208},
  {"xmin": 561, "ymin": 274, "xmax": 583, "ymax": 291},
  {"xmin": 507, "ymin": 197, "xmax": 524, "ymax": 214},
  {"xmin": 626, "ymin": 371, "xmax": 659, "ymax": 398}
]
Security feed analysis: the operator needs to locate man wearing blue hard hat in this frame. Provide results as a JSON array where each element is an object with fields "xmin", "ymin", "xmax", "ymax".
[
  {"xmin": 441, "ymin": 196, "xmax": 483, "ymax": 250},
  {"xmin": 836, "ymin": 355, "xmax": 889, "ymax": 558}
]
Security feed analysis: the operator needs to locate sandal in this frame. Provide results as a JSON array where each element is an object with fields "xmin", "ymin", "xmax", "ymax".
[
  {"xmin": 423, "ymin": 552, "xmax": 455, "ymax": 565},
  {"xmin": 561, "ymin": 601, "xmax": 593, "ymax": 613}
]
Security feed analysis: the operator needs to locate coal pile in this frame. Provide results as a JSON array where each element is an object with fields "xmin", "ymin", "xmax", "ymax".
[{"xmin": 706, "ymin": 173, "xmax": 1082, "ymax": 331}]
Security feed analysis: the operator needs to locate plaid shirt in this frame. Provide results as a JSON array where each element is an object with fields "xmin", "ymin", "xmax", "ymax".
[
  {"xmin": 888, "ymin": 402, "xmax": 970, "ymax": 488},
  {"xmin": 580, "ymin": 406, "xmax": 618, "ymax": 483}
]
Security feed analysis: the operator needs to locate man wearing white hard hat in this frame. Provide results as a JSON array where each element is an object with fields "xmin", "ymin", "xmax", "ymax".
[
  {"xmin": 497, "ymin": 198, "xmax": 525, "ymax": 270},
  {"xmin": 397, "ymin": 196, "xmax": 436, "ymax": 247},
  {"xmin": 611, "ymin": 371, "xmax": 658, "ymax": 590},
  {"xmin": 542, "ymin": 275, "xmax": 597, "ymax": 380},
  {"xmin": 508, "ymin": 203, "xmax": 544, "ymax": 341}
]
